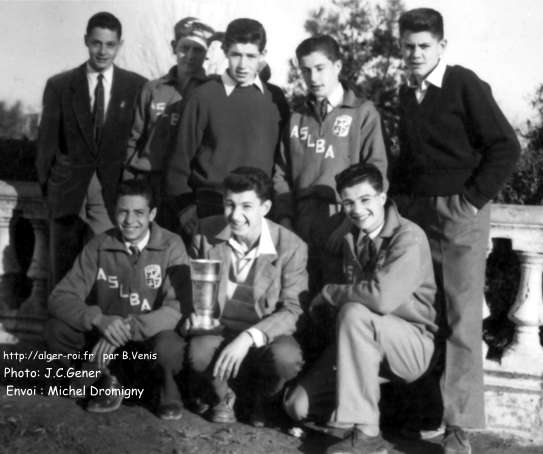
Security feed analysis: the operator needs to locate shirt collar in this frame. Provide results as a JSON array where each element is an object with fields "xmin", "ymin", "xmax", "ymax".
[
  {"xmin": 327, "ymin": 82, "xmax": 344, "ymax": 108},
  {"xmin": 227, "ymin": 218, "xmax": 276, "ymax": 257},
  {"xmin": 221, "ymin": 70, "xmax": 264, "ymax": 96},
  {"xmin": 406, "ymin": 58, "xmax": 447, "ymax": 89},
  {"xmin": 124, "ymin": 229, "xmax": 150, "ymax": 254},
  {"xmin": 86, "ymin": 62, "xmax": 114, "ymax": 84}
]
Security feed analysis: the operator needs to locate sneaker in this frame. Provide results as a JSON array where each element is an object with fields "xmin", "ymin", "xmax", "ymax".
[
  {"xmin": 442, "ymin": 426, "xmax": 471, "ymax": 454},
  {"xmin": 326, "ymin": 428, "xmax": 388, "ymax": 454},
  {"xmin": 210, "ymin": 388, "xmax": 237, "ymax": 423},
  {"xmin": 156, "ymin": 401, "xmax": 183, "ymax": 420},
  {"xmin": 86, "ymin": 374, "xmax": 123, "ymax": 413}
]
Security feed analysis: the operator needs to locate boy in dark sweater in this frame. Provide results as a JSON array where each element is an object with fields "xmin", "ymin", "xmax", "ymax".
[
  {"xmin": 395, "ymin": 8, "xmax": 520, "ymax": 454},
  {"xmin": 166, "ymin": 18, "xmax": 289, "ymax": 236}
]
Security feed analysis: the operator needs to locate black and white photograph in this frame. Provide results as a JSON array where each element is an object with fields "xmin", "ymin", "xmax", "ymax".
[{"xmin": 1, "ymin": 1, "xmax": 542, "ymax": 453}]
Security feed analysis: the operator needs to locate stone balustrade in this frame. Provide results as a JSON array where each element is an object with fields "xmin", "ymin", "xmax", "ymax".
[{"xmin": 0, "ymin": 182, "xmax": 541, "ymax": 440}]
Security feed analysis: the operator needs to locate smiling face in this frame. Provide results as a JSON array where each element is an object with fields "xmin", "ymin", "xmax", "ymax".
[
  {"xmin": 223, "ymin": 190, "xmax": 271, "ymax": 246},
  {"xmin": 172, "ymin": 37, "xmax": 207, "ymax": 76},
  {"xmin": 85, "ymin": 27, "xmax": 122, "ymax": 72},
  {"xmin": 400, "ymin": 30, "xmax": 446, "ymax": 82},
  {"xmin": 340, "ymin": 181, "xmax": 386, "ymax": 234},
  {"xmin": 299, "ymin": 50, "xmax": 342, "ymax": 101},
  {"xmin": 225, "ymin": 42, "xmax": 264, "ymax": 86},
  {"xmin": 115, "ymin": 195, "xmax": 156, "ymax": 245}
]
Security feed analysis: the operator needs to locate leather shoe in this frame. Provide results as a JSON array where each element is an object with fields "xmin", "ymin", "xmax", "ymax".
[
  {"xmin": 156, "ymin": 401, "xmax": 183, "ymax": 420},
  {"xmin": 443, "ymin": 426, "xmax": 472, "ymax": 454},
  {"xmin": 326, "ymin": 428, "xmax": 388, "ymax": 454},
  {"xmin": 86, "ymin": 374, "xmax": 123, "ymax": 413},
  {"xmin": 249, "ymin": 396, "xmax": 265, "ymax": 428},
  {"xmin": 210, "ymin": 388, "xmax": 237, "ymax": 423}
]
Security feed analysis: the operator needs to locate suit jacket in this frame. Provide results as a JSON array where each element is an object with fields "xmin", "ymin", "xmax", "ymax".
[
  {"xmin": 36, "ymin": 63, "xmax": 147, "ymax": 219},
  {"xmin": 190, "ymin": 216, "xmax": 308, "ymax": 341}
]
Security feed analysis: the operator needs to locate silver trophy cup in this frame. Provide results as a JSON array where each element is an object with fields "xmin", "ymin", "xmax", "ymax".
[{"xmin": 189, "ymin": 259, "xmax": 222, "ymax": 331}]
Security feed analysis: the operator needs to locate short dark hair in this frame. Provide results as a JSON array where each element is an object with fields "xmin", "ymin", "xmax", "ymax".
[
  {"xmin": 335, "ymin": 163, "xmax": 384, "ymax": 194},
  {"xmin": 223, "ymin": 18, "xmax": 266, "ymax": 53},
  {"xmin": 86, "ymin": 12, "xmax": 122, "ymax": 39},
  {"xmin": 116, "ymin": 179, "xmax": 156, "ymax": 209},
  {"xmin": 223, "ymin": 167, "xmax": 273, "ymax": 202},
  {"xmin": 296, "ymin": 35, "xmax": 341, "ymax": 62},
  {"xmin": 399, "ymin": 8, "xmax": 444, "ymax": 40}
]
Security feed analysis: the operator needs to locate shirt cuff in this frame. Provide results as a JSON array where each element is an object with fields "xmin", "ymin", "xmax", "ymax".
[{"xmin": 245, "ymin": 327, "xmax": 267, "ymax": 348}]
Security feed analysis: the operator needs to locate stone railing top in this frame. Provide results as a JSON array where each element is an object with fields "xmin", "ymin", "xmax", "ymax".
[{"xmin": 490, "ymin": 203, "xmax": 543, "ymax": 253}]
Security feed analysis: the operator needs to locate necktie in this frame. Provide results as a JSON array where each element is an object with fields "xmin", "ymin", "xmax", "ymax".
[
  {"xmin": 129, "ymin": 245, "xmax": 140, "ymax": 263},
  {"xmin": 93, "ymin": 73, "xmax": 105, "ymax": 144},
  {"xmin": 357, "ymin": 234, "xmax": 377, "ymax": 275},
  {"xmin": 320, "ymin": 98, "xmax": 329, "ymax": 122}
]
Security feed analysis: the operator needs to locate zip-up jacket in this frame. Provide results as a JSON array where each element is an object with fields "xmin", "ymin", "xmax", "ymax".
[
  {"xmin": 48, "ymin": 223, "xmax": 191, "ymax": 341},
  {"xmin": 320, "ymin": 202, "xmax": 437, "ymax": 335},
  {"xmin": 274, "ymin": 88, "xmax": 388, "ymax": 220},
  {"xmin": 125, "ymin": 66, "xmax": 207, "ymax": 175}
]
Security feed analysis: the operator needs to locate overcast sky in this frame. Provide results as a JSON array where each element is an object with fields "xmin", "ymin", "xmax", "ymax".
[{"xmin": 2, "ymin": 0, "xmax": 542, "ymax": 127}]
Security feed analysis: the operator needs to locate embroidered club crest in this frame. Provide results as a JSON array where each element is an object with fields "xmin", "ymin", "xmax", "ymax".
[
  {"xmin": 144, "ymin": 264, "xmax": 162, "ymax": 289},
  {"xmin": 332, "ymin": 115, "xmax": 353, "ymax": 137}
]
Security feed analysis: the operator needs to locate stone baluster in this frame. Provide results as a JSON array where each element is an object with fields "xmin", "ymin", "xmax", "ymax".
[
  {"xmin": 19, "ymin": 218, "xmax": 49, "ymax": 318},
  {"xmin": 0, "ymin": 191, "xmax": 22, "ymax": 312},
  {"xmin": 500, "ymin": 251, "xmax": 543, "ymax": 373}
]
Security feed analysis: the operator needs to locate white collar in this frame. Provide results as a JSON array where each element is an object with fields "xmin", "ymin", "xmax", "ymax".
[
  {"xmin": 357, "ymin": 221, "xmax": 384, "ymax": 243},
  {"xmin": 86, "ymin": 62, "xmax": 114, "ymax": 84},
  {"xmin": 407, "ymin": 58, "xmax": 447, "ymax": 89},
  {"xmin": 221, "ymin": 70, "xmax": 264, "ymax": 96},
  {"xmin": 228, "ymin": 218, "xmax": 277, "ymax": 257},
  {"xmin": 327, "ymin": 82, "xmax": 344, "ymax": 108},
  {"xmin": 124, "ymin": 229, "xmax": 150, "ymax": 254}
]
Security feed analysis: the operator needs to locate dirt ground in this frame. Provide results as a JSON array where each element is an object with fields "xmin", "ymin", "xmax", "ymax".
[{"xmin": 1, "ymin": 343, "xmax": 542, "ymax": 454}]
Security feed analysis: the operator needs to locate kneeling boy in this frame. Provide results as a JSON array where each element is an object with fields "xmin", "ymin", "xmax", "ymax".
[
  {"xmin": 186, "ymin": 167, "xmax": 307, "ymax": 425},
  {"xmin": 46, "ymin": 179, "xmax": 190, "ymax": 420},
  {"xmin": 284, "ymin": 164, "xmax": 437, "ymax": 454}
]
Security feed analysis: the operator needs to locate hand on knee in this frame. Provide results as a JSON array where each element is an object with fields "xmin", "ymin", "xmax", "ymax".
[{"xmin": 283, "ymin": 385, "xmax": 309, "ymax": 421}]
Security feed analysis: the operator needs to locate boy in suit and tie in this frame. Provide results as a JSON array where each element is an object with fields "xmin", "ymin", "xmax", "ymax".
[{"xmin": 36, "ymin": 12, "xmax": 146, "ymax": 285}]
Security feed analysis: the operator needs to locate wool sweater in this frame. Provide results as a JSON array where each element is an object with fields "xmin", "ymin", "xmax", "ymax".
[
  {"xmin": 397, "ymin": 65, "xmax": 520, "ymax": 208},
  {"xmin": 48, "ymin": 223, "xmax": 191, "ymax": 341},
  {"xmin": 166, "ymin": 76, "xmax": 289, "ymax": 205}
]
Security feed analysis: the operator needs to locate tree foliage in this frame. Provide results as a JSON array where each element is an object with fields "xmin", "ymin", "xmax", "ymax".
[
  {"xmin": 497, "ymin": 84, "xmax": 543, "ymax": 205},
  {"xmin": 285, "ymin": 0, "xmax": 405, "ymax": 155}
]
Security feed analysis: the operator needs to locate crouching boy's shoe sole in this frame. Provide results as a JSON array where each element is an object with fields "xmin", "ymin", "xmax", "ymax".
[
  {"xmin": 86, "ymin": 374, "xmax": 123, "ymax": 413},
  {"xmin": 443, "ymin": 426, "xmax": 472, "ymax": 454}
]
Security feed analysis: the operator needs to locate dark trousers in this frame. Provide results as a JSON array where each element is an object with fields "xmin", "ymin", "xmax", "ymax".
[
  {"xmin": 294, "ymin": 197, "xmax": 342, "ymax": 297},
  {"xmin": 45, "ymin": 317, "xmax": 186, "ymax": 404},
  {"xmin": 187, "ymin": 333, "xmax": 304, "ymax": 405},
  {"xmin": 405, "ymin": 194, "xmax": 490, "ymax": 429},
  {"xmin": 49, "ymin": 215, "xmax": 92, "ymax": 287}
]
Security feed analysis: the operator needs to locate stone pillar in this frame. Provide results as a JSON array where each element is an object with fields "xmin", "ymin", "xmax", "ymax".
[
  {"xmin": 0, "ymin": 201, "xmax": 21, "ymax": 311},
  {"xmin": 18, "ymin": 218, "xmax": 49, "ymax": 318},
  {"xmin": 500, "ymin": 251, "xmax": 543, "ymax": 373}
]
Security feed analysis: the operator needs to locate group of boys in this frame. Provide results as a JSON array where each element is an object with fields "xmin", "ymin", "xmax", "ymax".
[{"xmin": 37, "ymin": 7, "xmax": 520, "ymax": 454}]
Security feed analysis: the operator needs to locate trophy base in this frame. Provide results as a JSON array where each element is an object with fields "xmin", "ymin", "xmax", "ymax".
[{"xmin": 188, "ymin": 322, "xmax": 224, "ymax": 337}]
